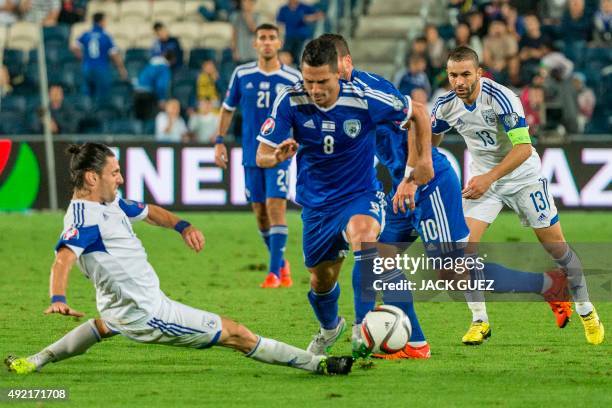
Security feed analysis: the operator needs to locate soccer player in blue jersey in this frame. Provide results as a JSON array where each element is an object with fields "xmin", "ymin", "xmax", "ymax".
[
  {"xmin": 324, "ymin": 35, "xmax": 581, "ymax": 354},
  {"xmin": 215, "ymin": 23, "xmax": 302, "ymax": 288},
  {"xmin": 5, "ymin": 143, "xmax": 353, "ymax": 376},
  {"xmin": 256, "ymin": 38, "xmax": 434, "ymax": 356}
]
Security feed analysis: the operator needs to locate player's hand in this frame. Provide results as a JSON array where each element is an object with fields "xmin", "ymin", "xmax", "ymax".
[
  {"xmin": 182, "ymin": 226, "xmax": 205, "ymax": 253},
  {"xmin": 463, "ymin": 174, "xmax": 494, "ymax": 199},
  {"xmin": 274, "ymin": 139, "xmax": 299, "ymax": 163},
  {"xmin": 215, "ymin": 143, "xmax": 228, "ymax": 169},
  {"xmin": 44, "ymin": 302, "xmax": 85, "ymax": 317},
  {"xmin": 392, "ymin": 178, "xmax": 418, "ymax": 214},
  {"xmin": 412, "ymin": 161, "xmax": 434, "ymax": 185}
]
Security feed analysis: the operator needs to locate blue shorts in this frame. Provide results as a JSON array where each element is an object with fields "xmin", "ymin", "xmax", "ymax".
[
  {"xmin": 379, "ymin": 167, "xmax": 469, "ymax": 256},
  {"xmin": 244, "ymin": 163, "xmax": 290, "ymax": 203},
  {"xmin": 302, "ymin": 191, "xmax": 386, "ymax": 268}
]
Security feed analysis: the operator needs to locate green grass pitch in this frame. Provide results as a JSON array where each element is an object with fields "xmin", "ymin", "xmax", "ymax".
[{"xmin": 0, "ymin": 211, "xmax": 611, "ymax": 407}]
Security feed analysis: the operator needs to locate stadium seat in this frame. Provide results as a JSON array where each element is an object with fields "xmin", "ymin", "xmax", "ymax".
[
  {"xmin": 119, "ymin": 1, "xmax": 152, "ymax": 23},
  {"xmin": 189, "ymin": 48, "xmax": 217, "ymax": 69},
  {"xmin": 367, "ymin": 0, "xmax": 423, "ymax": 16},
  {"xmin": 0, "ymin": 25, "xmax": 8, "ymax": 48},
  {"xmin": 43, "ymin": 25, "xmax": 70, "ymax": 45},
  {"xmin": 0, "ymin": 111, "xmax": 26, "ymax": 135},
  {"xmin": 128, "ymin": 22, "xmax": 155, "ymax": 49},
  {"xmin": 152, "ymin": 0, "xmax": 184, "ymax": 24},
  {"xmin": 105, "ymin": 22, "xmax": 133, "ymax": 51},
  {"xmin": 78, "ymin": 115, "xmax": 103, "ymax": 134},
  {"xmin": 171, "ymin": 80, "xmax": 195, "ymax": 108},
  {"xmin": 7, "ymin": 21, "xmax": 40, "ymax": 51},
  {"xmin": 199, "ymin": 23, "xmax": 232, "ymax": 49},
  {"xmin": 102, "ymin": 118, "xmax": 140, "ymax": 135},
  {"xmin": 254, "ymin": 0, "xmax": 284, "ymax": 22},
  {"xmin": 3, "ymin": 49, "xmax": 25, "ymax": 78},
  {"xmin": 0, "ymin": 95, "xmax": 26, "ymax": 114},
  {"xmin": 86, "ymin": 0, "xmax": 120, "ymax": 22},
  {"xmin": 69, "ymin": 22, "xmax": 90, "ymax": 46},
  {"xmin": 172, "ymin": 66, "xmax": 200, "ymax": 85},
  {"xmin": 354, "ymin": 15, "xmax": 421, "ymax": 39},
  {"xmin": 350, "ymin": 39, "xmax": 405, "ymax": 65},
  {"xmin": 64, "ymin": 94, "xmax": 93, "ymax": 114},
  {"xmin": 94, "ymin": 106, "xmax": 122, "ymax": 123},
  {"xmin": 183, "ymin": 1, "xmax": 211, "ymax": 22},
  {"xmin": 126, "ymin": 59, "xmax": 148, "ymax": 79},
  {"xmin": 169, "ymin": 22, "xmax": 201, "ymax": 53},
  {"xmin": 355, "ymin": 62, "xmax": 397, "ymax": 81},
  {"xmin": 126, "ymin": 48, "xmax": 151, "ymax": 64},
  {"xmin": 106, "ymin": 81, "xmax": 134, "ymax": 112},
  {"xmin": 221, "ymin": 48, "xmax": 233, "ymax": 63}
]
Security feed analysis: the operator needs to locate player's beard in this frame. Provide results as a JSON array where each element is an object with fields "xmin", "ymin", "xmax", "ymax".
[{"xmin": 455, "ymin": 80, "xmax": 477, "ymax": 99}]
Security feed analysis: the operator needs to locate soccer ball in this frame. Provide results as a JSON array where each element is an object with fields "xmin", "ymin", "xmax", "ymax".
[{"xmin": 361, "ymin": 305, "xmax": 411, "ymax": 354}]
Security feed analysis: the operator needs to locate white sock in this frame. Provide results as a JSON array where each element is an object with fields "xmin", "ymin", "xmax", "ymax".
[
  {"xmin": 27, "ymin": 319, "xmax": 101, "ymax": 370},
  {"xmin": 554, "ymin": 247, "xmax": 593, "ymax": 315},
  {"xmin": 465, "ymin": 253, "xmax": 488, "ymax": 322},
  {"xmin": 246, "ymin": 336, "xmax": 324, "ymax": 373},
  {"xmin": 541, "ymin": 273, "xmax": 553, "ymax": 294}
]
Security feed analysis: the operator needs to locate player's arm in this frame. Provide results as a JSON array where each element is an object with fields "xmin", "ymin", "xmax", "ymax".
[
  {"xmin": 45, "ymin": 247, "xmax": 85, "ymax": 317},
  {"xmin": 214, "ymin": 107, "xmax": 235, "ymax": 169},
  {"xmin": 404, "ymin": 100, "xmax": 433, "ymax": 185},
  {"xmin": 256, "ymin": 139, "xmax": 299, "ymax": 168},
  {"xmin": 255, "ymin": 88, "xmax": 295, "ymax": 167},
  {"xmin": 145, "ymin": 204, "xmax": 204, "ymax": 252}
]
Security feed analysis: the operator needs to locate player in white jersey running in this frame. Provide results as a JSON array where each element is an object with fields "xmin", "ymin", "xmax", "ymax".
[
  {"xmin": 4, "ymin": 143, "xmax": 353, "ymax": 375},
  {"xmin": 432, "ymin": 46, "xmax": 604, "ymax": 345}
]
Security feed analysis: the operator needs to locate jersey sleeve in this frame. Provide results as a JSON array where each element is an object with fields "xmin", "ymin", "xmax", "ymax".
[
  {"xmin": 430, "ymin": 95, "xmax": 452, "ymax": 134},
  {"xmin": 55, "ymin": 225, "xmax": 104, "ymax": 258},
  {"xmin": 118, "ymin": 198, "xmax": 149, "ymax": 222},
  {"xmin": 256, "ymin": 87, "xmax": 294, "ymax": 147},
  {"xmin": 487, "ymin": 83, "xmax": 531, "ymax": 145},
  {"xmin": 222, "ymin": 67, "xmax": 241, "ymax": 111},
  {"xmin": 362, "ymin": 85, "xmax": 411, "ymax": 127}
]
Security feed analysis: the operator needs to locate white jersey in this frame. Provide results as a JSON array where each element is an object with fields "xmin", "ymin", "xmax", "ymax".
[
  {"xmin": 431, "ymin": 77, "xmax": 541, "ymax": 186},
  {"xmin": 56, "ymin": 198, "xmax": 162, "ymax": 326}
]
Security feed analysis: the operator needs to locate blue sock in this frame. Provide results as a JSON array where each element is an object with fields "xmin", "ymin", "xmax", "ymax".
[
  {"xmin": 380, "ymin": 269, "xmax": 426, "ymax": 343},
  {"xmin": 307, "ymin": 283, "xmax": 340, "ymax": 330},
  {"xmin": 352, "ymin": 248, "xmax": 378, "ymax": 324},
  {"xmin": 479, "ymin": 263, "xmax": 544, "ymax": 293},
  {"xmin": 269, "ymin": 225, "xmax": 288, "ymax": 277},
  {"xmin": 259, "ymin": 228, "xmax": 285, "ymax": 270}
]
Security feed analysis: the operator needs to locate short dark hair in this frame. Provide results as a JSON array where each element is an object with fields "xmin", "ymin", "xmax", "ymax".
[
  {"xmin": 153, "ymin": 21, "xmax": 165, "ymax": 31},
  {"xmin": 318, "ymin": 33, "xmax": 351, "ymax": 57},
  {"xmin": 447, "ymin": 46, "xmax": 480, "ymax": 67},
  {"xmin": 66, "ymin": 143, "xmax": 115, "ymax": 190},
  {"xmin": 93, "ymin": 12, "xmax": 105, "ymax": 25},
  {"xmin": 301, "ymin": 38, "xmax": 338, "ymax": 71},
  {"xmin": 255, "ymin": 23, "xmax": 279, "ymax": 35}
]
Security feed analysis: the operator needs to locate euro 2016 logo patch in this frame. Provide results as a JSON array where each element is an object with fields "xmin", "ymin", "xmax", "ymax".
[
  {"xmin": 343, "ymin": 119, "xmax": 361, "ymax": 138},
  {"xmin": 392, "ymin": 96, "xmax": 404, "ymax": 111},
  {"xmin": 261, "ymin": 118, "xmax": 275, "ymax": 136},
  {"xmin": 503, "ymin": 112, "xmax": 520, "ymax": 129},
  {"xmin": 62, "ymin": 227, "xmax": 79, "ymax": 241},
  {"xmin": 481, "ymin": 109, "xmax": 497, "ymax": 126}
]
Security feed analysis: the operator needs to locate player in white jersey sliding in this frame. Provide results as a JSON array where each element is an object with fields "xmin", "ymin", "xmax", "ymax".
[
  {"xmin": 4, "ymin": 143, "xmax": 353, "ymax": 375},
  {"xmin": 432, "ymin": 46, "xmax": 604, "ymax": 345}
]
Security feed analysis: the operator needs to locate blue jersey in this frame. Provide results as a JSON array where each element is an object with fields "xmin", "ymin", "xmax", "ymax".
[
  {"xmin": 78, "ymin": 25, "xmax": 117, "ymax": 71},
  {"xmin": 351, "ymin": 69, "xmax": 450, "ymax": 191},
  {"xmin": 223, "ymin": 62, "xmax": 301, "ymax": 167},
  {"xmin": 257, "ymin": 80, "xmax": 411, "ymax": 210}
]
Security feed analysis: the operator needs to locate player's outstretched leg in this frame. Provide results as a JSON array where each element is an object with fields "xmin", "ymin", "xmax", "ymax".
[
  {"xmin": 5, "ymin": 319, "xmax": 112, "ymax": 374},
  {"xmin": 220, "ymin": 318, "xmax": 352, "ymax": 375},
  {"xmin": 306, "ymin": 259, "xmax": 347, "ymax": 355}
]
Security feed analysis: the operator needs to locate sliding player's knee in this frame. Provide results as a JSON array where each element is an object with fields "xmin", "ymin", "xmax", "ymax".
[
  {"xmin": 94, "ymin": 318, "xmax": 116, "ymax": 338},
  {"xmin": 219, "ymin": 319, "xmax": 258, "ymax": 353}
]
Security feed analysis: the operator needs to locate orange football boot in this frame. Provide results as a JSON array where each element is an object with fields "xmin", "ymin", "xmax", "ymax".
[
  {"xmin": 372, "ymin": 343, "xmax": 431, "ymax": 360},
  {"xmin": 260, "ymin": 273, "xmax": 281, "ymax": 288},
  {"xmin": 543, "ymin": 269, "xmax": 573, "ymax": 328},
  {"xmin": 279, "ymin": 260, "xmax": 293, "ymax": 288}
]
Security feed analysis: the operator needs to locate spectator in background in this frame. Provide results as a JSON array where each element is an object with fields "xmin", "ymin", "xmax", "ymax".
[
  {"xmin": 394, "ymin": 54, "xmax": 431, "ymax": 99},
  {"xmin": 572, "ymin": 72, "xmax": 596, "ymax": 132},
  {"xmin": 151, "ymin": 22, "xmax": 183, "ymax": 71},
  {"xmin": 0, "ymin": 64, "xmax": 12, "ymax": 96},
  {"xmin": 410, "ymin": 88, "xmax": 428, "ymax": 106},
  {"xmin": 71, "ymin": 12, "xmax": 128, "ymax": 105},
  {"xmin": 199, "ymin": 0, "xmax": 233, "ymax": 22},
  {"xmin": 561, "ymin": 0, "xmax": 593, "ymax": 61},
  {"xmin": 448, "ymin": 22, "xmax": 483, "ymax": 60},
  {"xmin": 519, "ymin": 14, "xmax": 550, "ymax": 83},
  {"xmin": 592, "ymin": 0, "xmax": 612, "ymax": 45},
  {"xmin": 46, "ymin": 84, "xmax": 76, "ymax": 134},
  {"xmin": 0, "ymin": 0, "xmax": 18, "ymax": 26},
  {"xmin": 543, "ymin": 66, "xmax": 579, "ymax": 134},
  {"xmin": 196, "ymin": 60, "xmax": 221, "ymax": 106},
  {"xmin": 155, "ymin": 98, "xmax": 188, "ymax": 142},
  {"xmin": 482, "ymin": 19, "xmax": 519, "ymax": 84},
  {"xmin": 276, "ymin": 0, "xmax": 325, "ymax": 64},
  {"xmin": 58, "ymin": 0, "xmax": 88, "ymax": 25},
  {"xmin": 279, "ymin": 50, "xmax": 294, "ymax": 67},
  {"xmin": 500, "ymin": 2, "xmax": 525, "ymax": 39},
  {"xmin": 520, "ymin": 82, "xmax": 546, "ymax": 136},
  {"xmin": 134, "ymin": 51, "xmax": 172, "ymax": 121},
  {"xmin": 20, "ymin": 0, "xmax": 60, "ymax": 26},
  {"xmin": 188, "ymin": 99, "xmax": 220, "ymax": 143},
  {"xmin": 465, "ymin": 10, "xmax": 486, "ymax": 39},
  {"xmin": 424, "ymin": 24, "xmax": 448, "ymax": 76},
  {"xmin": 231, "ymin": 0, "xmax": 261, "ymax": 64}
]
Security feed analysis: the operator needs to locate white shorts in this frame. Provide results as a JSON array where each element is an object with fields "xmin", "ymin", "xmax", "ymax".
[
  {"xmin": 463, "ymin": 177, "xmax": 558, "ymax": 229},
  {"xmin": 104, "ymin": 296, "xmax": 223, "ymax": 349}
]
